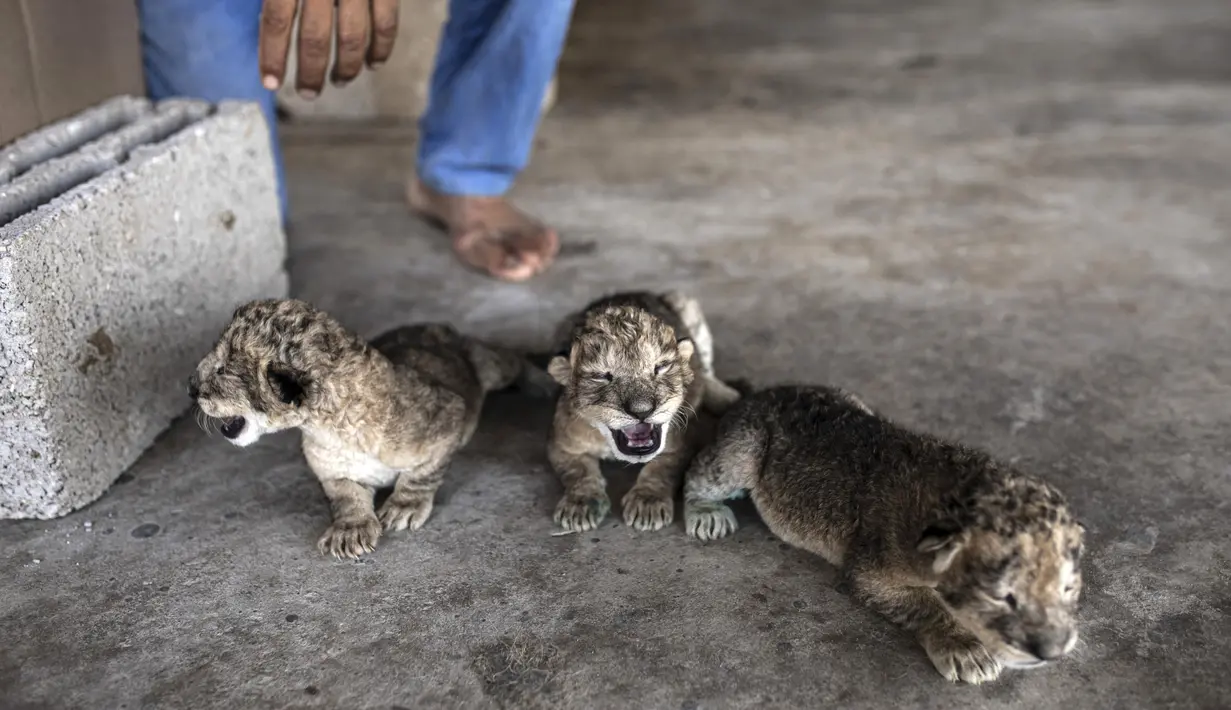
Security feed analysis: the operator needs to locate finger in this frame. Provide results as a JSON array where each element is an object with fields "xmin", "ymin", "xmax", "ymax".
[
  {"xmin": 296, "ymin": 0, "xmax": 335, "ymax": 97},
  {"xmin": 258, "ymin": 0, "xmax": 299, "ymax": 90},
  {"xmin": 368, "ymin": 0, "xmax": 400, "ymax": 67},
  {"xmin": 332, "ymin": 0, "xmax": 370, "ymax": 85}
]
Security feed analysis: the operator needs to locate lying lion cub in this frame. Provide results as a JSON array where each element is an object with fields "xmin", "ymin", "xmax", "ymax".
[
  {"xmin": 684, "ymin": 385, "xmax": 1085, "ymax": 685},
  {"xmin": 545, "ymin": 291, "xmax": 741, "ymax": 532},
  {"xmin": 189, "ymin": 298, "xmax": 545, "ymax": 559}
]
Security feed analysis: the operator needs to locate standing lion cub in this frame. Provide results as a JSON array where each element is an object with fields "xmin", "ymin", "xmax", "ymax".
[
  {"xmin": 545, "ymin": 291, "xmax": 741, "ymax": 532},
  {"xmin": 683, "ymin": 385, "xmax": 1085, "ymax": 684},
  {"xmin": 189, "ymin": 298, "xmax": 544, "ymax": 559}
]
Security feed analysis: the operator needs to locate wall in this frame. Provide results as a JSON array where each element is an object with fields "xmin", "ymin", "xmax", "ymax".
[{"xmin": 0, "ymin": 0, "xmax": 144, "ymax": 145}]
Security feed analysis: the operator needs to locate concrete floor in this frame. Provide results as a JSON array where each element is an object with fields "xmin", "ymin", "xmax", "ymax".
[{"xmin": 4, "ymin": 0, "xmax": 1231, "ymax": 707}]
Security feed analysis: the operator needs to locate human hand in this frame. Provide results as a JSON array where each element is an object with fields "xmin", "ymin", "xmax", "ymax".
[{"xmin": 258, "ymin": 0, "xmax": 400, "ymax": 98}]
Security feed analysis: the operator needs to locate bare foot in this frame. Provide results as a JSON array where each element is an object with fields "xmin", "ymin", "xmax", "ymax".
[
  {"xmin": 553, "ymin": 488, "xmax": 611, "ymax": 532},
  {"xmin": 920, "ymin": 626, "xmax": 1003, "ymax": 684},
  {"xmin": 622, "ymin": 487, "xmax": 675, "ymax": 531},
  {"xmin": 684, "ymin": 500, "xmax": 738, "ymax": 541},
  {"xmin": 377, "ymin": 494, "xmax": 435, "ymax": 532},
  {"xmin": 317, "ymin": 515, "xmax": 382, "ymax": 560},
  {"xmin": 407, "ymin": 178, "xmax": 560, "ymax": 282}
]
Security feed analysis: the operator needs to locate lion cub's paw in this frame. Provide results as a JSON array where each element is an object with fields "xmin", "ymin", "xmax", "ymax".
[
  {"xmin": 377, "ymin": 495, "xmax": 435, "ymax": 532},
  {"xmin": 554, "ymin": 490, "xmax": 611, "ymax": 532},
  {"xmin": 317, "ymin": 515, "xmax": 382, "ymax": 560},
  {"xmin": 622, "ymin": 488, "xmax": 675, "ymax": 531},
  {"xmin": 921, "ymin": 629, "xmax": 1003, "ymax": 685},
  {"xmin": 684, "ymin": 501, "xmax": 738, "ymax": 541}
]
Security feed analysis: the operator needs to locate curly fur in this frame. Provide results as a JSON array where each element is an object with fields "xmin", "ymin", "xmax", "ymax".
[
  {"xmin": 189, "ymin": 298, "xmax": 541, "ymax": 559},
  {"xmin": 682, "ymin": 384, "xmax": 1085, "ymax": 685},
  {"xmin": 545, "ymin": 291, "xmax": 741, "ymax": 532}
]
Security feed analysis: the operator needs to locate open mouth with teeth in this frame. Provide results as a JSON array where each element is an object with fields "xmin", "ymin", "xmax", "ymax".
[
  {"xmin": 611, "ymin": 422, "xmax": 663, "ymax": 457},
  {"xmin": 219, "ymin": 416, "xmax": 247, "ymax": 440}
]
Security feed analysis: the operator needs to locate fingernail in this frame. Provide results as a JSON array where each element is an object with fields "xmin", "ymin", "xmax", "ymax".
[
  {"xmin": 298, "ymin": 89, "xmax": 318, "ymax": 100},
  {"xmin": 369, "ymin": 61, "xmax": 385, "ymax": 70},
  {"xmin": 262, "ymin": 75, "xmax": 280, "ymax": 91}
]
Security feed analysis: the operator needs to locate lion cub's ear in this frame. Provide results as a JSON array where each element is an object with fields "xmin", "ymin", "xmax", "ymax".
[
  {"xmin": 267, "ymin": 363, "xmax": 309, "ymax": 407},
  {"xmin": 675, "ymin": 337, "xmax": 695, "ymax": 363},
  {"xmin": 547, "ymin": 354, "xmax": 572, "ymax": 386},
  {"xmin": 917, "ymin": 523, "xmax": 965, "ymax": 575}
]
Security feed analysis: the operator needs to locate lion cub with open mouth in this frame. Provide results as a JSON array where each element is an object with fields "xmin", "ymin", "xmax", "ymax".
[
  {"xmin": 684, "ymin": 385, "xmax": 1085, "ymax": 685},
  {"xmin": 545, "ymin": 291, "xmax": 741, "ymax": 532},
  {"xmin": 190, "ymin": 298, "xmax": 541, "ymax": 559}
]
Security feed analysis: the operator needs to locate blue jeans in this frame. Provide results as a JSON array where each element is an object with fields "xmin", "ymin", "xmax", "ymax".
[{"xmin": 136, "ymin": 0, "xmax": 575, "ymax": 222}]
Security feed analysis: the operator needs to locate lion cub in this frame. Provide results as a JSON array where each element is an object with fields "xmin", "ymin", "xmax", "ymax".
[
  {"xmin": 546, "ymin": 291, "xmax": 741, "ymax": 532},
  {"xmin": 683, "ymin": 385, "xmax": 1085, "ymax": 685},
  {"xmin": 190, "ymin": 298, "xmax": 540, "ymax": 559}
]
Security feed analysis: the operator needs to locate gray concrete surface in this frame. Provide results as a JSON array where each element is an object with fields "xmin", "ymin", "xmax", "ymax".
[
  {"xmin": 0, "ymin": 101, "xmax": 288, "ymax": 519},
  {"xmin": 2, "ymin": 0, "xmax": 1230, "ymax": 706}
]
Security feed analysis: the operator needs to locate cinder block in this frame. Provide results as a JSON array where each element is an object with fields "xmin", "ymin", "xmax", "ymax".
[
  {"xmin": 0, "ymin": 97, "xmax": 289, "ymax": 519},
  {"xmin": 0, "ymin": 96, "xmax": 148, "ymax": 185}
]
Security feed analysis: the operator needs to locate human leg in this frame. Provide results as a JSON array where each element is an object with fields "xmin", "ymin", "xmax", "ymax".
[
  {"xmin": 410, "ymin": 0, "xmax": 576, "ymax": 281},
  {"xmin": 137, "ymin": 0, "xmax": 289, "ymax": 222}
]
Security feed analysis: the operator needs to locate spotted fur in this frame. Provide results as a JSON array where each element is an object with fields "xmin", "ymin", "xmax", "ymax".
[
  {"xmin": 190, "ymin": 298, "xmax": 543, "ymax": 559},
  {"xmin": 545, "ymin": 291, "xmax": 741, "ymax": 532},
  {"xmin": 683, "ymin": 384, "xmax": 1085, "ymax": 684}
]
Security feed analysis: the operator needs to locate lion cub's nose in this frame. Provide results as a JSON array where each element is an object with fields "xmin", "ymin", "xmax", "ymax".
[
  {"xmin": 625, "ymin": 398, "xmax": 655, "ymax": 418},
  {"xmin": 1027, "ymin": 629, "xmax": 1075, "ymax": 661}
]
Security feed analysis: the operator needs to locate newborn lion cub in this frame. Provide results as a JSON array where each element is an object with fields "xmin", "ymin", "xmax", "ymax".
[
  {"xmin": 190, "ymin": 298, "xmax": 540, "ymax": 559},
  {"xmin": 546, "ymin": 291, "xmax": 741, "ymax": 532},
  {"xmin": 684, "ymin": 385, "xmax": 1085, "ymax": 685}
]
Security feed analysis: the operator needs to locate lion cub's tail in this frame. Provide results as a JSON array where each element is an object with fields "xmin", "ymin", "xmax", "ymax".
[{"xmin": 467, "ymin": 340, "xmax": 560, "ymax": 399}]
